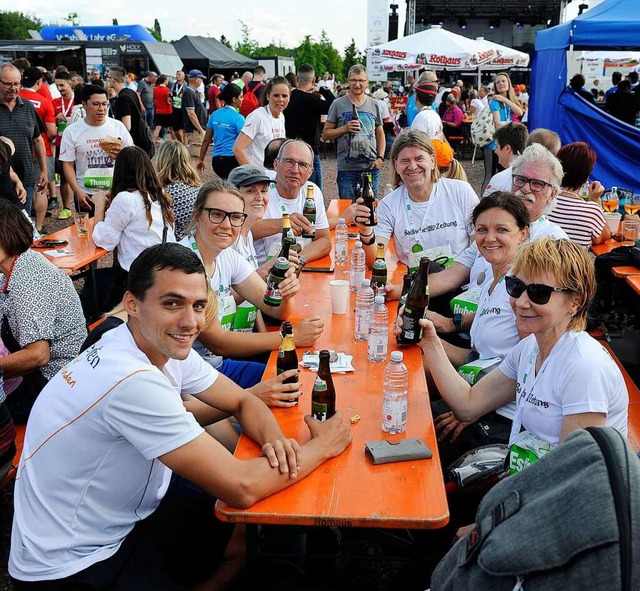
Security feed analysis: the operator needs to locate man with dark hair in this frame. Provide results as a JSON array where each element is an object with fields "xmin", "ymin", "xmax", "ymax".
[
  {"xmin": 137, "ymin": 71, "xmax": 157, "ymax": 128},
  {"xmin": 9, "ymin": 242, "xmax": 351, "ymax": 590},
  {"xmin": 107, "ymin": 66, "xmax": 148, "ymax": 150},
  {"xmin": 183, "ymin": 70, "xmax": 208, "ymax": 156},
  {"xmin": 284, "ymin": 63, "xmax": 335, "ymax": 189},
  {"xmin": 605, "ymin": 79, "xmax": 638, "ymax": 126},
  {"xmin": 207, "ymin": 74, "xmax": 224, "ymax": 114},
  {"xmin": 11, "ymin": 58, "xmax": 30, "ymax": 73},
  {"xmin": 484, "ymin": 122, "xmax": 529, "ymax": 196},
  {"xmin": 569, "ymin": 73, "xmax": 596, "ymax": 104},
  {"xmin": 0, "ymin": 63, "xmax": 47, "ymax": 220},
  {"xmin": 52, "ymin": 71, "xmax": 75, "ymax": 218},
  {"xmin": 248, "ymin": 65, "xmax": 267, "ymax": 101},
  {"xmin": 263, "ymin": 137, "xmax": 286, "ymax": 172},
  {"xmin": 604, "ymin": 71, "xmax": 622, "ymax": 99},
  {"xmin": 59, "ymin": 84, "xmax": 133, "ymax": 209}
]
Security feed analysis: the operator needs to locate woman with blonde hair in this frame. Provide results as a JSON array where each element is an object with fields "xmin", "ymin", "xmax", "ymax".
[{"xmin": 156, "ymin": 139, "xmax": 201, "ymax": 240}]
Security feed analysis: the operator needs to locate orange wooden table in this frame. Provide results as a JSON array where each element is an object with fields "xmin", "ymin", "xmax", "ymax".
[
  {"xmin": 591, "ymin": 238, "xmax": 634, "ymax": 257},
  {"xmin": 32, "ymin": 219, "xmax": 108, "ymax": 319},
  {"xmin": 627, "ymin": 275, "xmax": 640, "ymax": 297},
  {"xmin": 216, "ymin": 238, "xmax": 449, "ymax": 530}
]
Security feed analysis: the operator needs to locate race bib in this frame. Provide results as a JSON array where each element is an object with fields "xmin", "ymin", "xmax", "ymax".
[
  {"xmin": 172, "ymin": 96, "xmax": 182, "ymax": 109},
  {"xmin": 84, "ymin": 167, "xmax": 114, "ymax": 190},
  {"xmin": 509, "ymin": 431, "xmax": 554, "ymax": 475},
  {"xmin": 218, "ymin": 295, "xmax": 237, "ymax": 332},
  {"xmin": 408, "ymin": 243, "xmax": 454, "ymax": 274},
  {"xmin": 233, "ymin": 301, "xmax": 258, "ymax": 333},
  {"xmin": 450, "ymin": 286, "xmax": 482, "ymax": 315}
]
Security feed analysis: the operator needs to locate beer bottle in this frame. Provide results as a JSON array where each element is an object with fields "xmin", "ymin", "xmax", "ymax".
[
  {"xmin": 277, "ymin": 321, "xmax": 299, "ymax": 400},
  {"xmin": 395, "ymin": 272, "xmax": 414, "ymax": 330},
  {"xmin": 360, "ymin": 172, "xmax": 378, "ymax": 227},
  {"xmin": 264, "ymin": 255, "xmax": 290, "ymax": 307},
  {"xmin": 370, "ymin": 243, "xmax": 388, "ymax": 297},
  {"xmin": 301, "ymin": 185, "xmax": 316, "ymax": 238},
  {"xmin": 397, "ymin": 257, "xmax": 430, "ymax": 344},
  {"xmin": 312, "ymin": 350, "xmax": 336, "ymax": 421},
  {"xmin": 351, "ymin": 102, "xmax": 359, "ymax": 132}
]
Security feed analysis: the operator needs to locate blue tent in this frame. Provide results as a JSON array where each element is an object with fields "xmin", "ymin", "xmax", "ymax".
[
  {"xmin": 39, "ymin": 25, "xmax": 156, "ymax": 43},
  {"xmin": 531, "ymin": 0, "xmax": 640, "ymax": 191}
]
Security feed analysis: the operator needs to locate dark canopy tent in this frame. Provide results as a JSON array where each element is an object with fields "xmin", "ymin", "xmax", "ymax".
[
  {"xmin": 531, "ymin": 0, "xmax": 640, "ymax": 191},
  {"xmin": 173, "ymin": 36, "xmax": 257, "ymax": 75}
]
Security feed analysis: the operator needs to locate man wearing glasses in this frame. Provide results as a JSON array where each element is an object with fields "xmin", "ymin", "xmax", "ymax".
[
  {"xmin": 252, "ymin": 139, "xmax": 332, "ymax": 265},
  {"xmin": 59, "ymin": 85, "xmax": 133, "ymax": 211},
  {"xmin": 322, "ymin": 64, "xmax": 385, "ymax": 200},
  {"xmin": 0, "ymin": 64, "xmax": 47, "ymax": 219}
]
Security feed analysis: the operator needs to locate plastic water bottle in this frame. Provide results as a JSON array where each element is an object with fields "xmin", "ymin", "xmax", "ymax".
[
  {"xmin": 349, "ymin": 241, "xmax": 366, "ymax": 293},
  {"xmin": 335, "ymin": 217, "xmax": 348, "ymax": 266},
  {"xmin": 382, "ymin": 351, "xmax": 408, "ymax": 434},
  {"xmin": 368, "ymin": 295, "xmax": 388, "ymax": 363},
  {"xmin": 355, "ymin": 278, "xmax": 374, "ymax": 341},
  {"xmin": 384, "ymin": 183, "xmax": 394, "ymax": 197}
]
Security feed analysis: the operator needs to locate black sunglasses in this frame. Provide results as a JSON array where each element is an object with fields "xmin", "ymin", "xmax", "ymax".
[{"xmin": 505, "ymin": 276, "xmax": 572, "ymax": 305}]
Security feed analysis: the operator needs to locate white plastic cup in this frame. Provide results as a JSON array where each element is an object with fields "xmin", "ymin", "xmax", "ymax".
[
  {"xmin": 604, "ymin": 212, "xmax": 621, "ymax": 234},
  {"xmin": 329, "ymin": 280, "xmax": 350, "ymax": 314}
]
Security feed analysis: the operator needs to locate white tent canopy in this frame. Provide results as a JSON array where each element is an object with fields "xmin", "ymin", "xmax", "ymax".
[
  {"xmin": 367, "ymin": 25, "xmax": 499, "ymax": 72},
  {"xmin": 475, "ymin": 38, "xmax": 530, "ymax": 69}
]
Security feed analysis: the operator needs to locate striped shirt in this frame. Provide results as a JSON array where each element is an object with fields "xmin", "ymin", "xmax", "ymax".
[
  {"xmin": 0, "ymin": 96, "xmax": 43, "ymax": 186},
  {"xmin": 548, "ymin": 193, "xmax": 606, "ymax": 249}
]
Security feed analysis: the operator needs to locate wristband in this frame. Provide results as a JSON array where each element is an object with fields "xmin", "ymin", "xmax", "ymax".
[
  {"xmin": 452, "ymin": 313, "xmax": 464, "ymax": 334},
  {"xmin": 376, "ymin": 156, "xmax": 384, "ymax": 161},
  {"xmin": 359, "ymin": 231, "xmax": 376, "ymax": 246}
]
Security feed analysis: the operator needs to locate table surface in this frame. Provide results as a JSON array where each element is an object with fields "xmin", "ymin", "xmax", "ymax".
[
  {"xmin": 33, "ymin": 218, "xmax": 108, "ymax": 273},
  {"xmin": 591, "ymin": 238, "xmax": 635, "ymax": 257},
  {"xmin": 216, "ymin": 201, "xmax": 449, "ymax": 530}
]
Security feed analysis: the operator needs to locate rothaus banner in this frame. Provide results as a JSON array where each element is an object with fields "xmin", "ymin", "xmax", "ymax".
[{"xmin": 367, "ymin": 0, "xmax": 389, "ymax": 81}]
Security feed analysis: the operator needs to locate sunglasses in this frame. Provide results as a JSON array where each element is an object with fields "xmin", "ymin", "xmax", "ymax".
[{"xmin": 505, "ymin": 275, "xmax": 572, "ymax": 305}]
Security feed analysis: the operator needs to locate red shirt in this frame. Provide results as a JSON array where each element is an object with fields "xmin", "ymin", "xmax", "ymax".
[
  {"xmin": 37, "ymin": 83, "xmax": 53, "ymax": 102},
  {"xmin": 153, "ymin": 85, "xmax": 172, "ymax": 115},
  {"xmin": 207, "ymin": 85, "xmax": 221, "ymax": 114},
  {"xmin": 51, "ymin": 93, "xmax": 75, "ymax": 147},
  {"xmin": 19, "ymin": 88, "xmax": 55, "ymax": 156}
]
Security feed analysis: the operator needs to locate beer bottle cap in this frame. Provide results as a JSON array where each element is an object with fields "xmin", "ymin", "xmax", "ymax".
[{"xmin": 390, "ymin": 351, "xmax": 404, "ymax": 363}]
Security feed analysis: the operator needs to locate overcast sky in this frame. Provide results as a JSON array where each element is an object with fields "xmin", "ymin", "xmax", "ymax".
[{"xmin": 17, "ymin": 0, "xmax": 385, "ymax": 52}]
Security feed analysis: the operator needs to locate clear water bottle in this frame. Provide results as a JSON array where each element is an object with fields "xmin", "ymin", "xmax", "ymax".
[
  {"xmin": 349, "ymin": 241, "xmax": 366, "ymax": 293},
  {"xmin": 382, "ymin": 351, "xmax": 408, "ymax": 434},
  {"xmin": 355, "ymin": 278, "xmax": 374, "ymax": 341},
  {"xmin": 368, "ymin": 294, "xmax": 388, "ymax": 363},
  {"xmin": 335, "ymin": 217, "xmax": 348, "ymax": 266},
  {"xmin": 384, "ymin": 183, "xmax": 394, "ymax": 197}
]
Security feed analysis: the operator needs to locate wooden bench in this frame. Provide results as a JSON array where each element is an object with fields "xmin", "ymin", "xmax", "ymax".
[
  {"xmin": 0, "ymin": 423, "xmax": 26, "ymax": 489},
  {"xmin": 611, "ymin": 266, "xmax": 640, "ymax": 279},
  {"xmin": 602, "ymin": 342, "xmax": 640, "ymax": 453},
  {"xmin": 626, "ymin": 274, "xmax": 640, "ymax": 296}
]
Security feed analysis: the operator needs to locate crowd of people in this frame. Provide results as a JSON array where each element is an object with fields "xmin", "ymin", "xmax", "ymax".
[{"xmin": 0, "ymin": 54, "xmax": 636, "ymax": 590}]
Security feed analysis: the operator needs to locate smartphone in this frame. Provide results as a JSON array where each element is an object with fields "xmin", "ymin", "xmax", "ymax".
[
  {"xmin": 34, "ymin": 239, "xmax": 69, "ymax": 248},
  {"xmin": 302, "ymin": 265, "xmax": 335, "ymax": 273}
]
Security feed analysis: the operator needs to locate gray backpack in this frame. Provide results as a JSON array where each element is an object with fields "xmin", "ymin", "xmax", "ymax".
[{"xmin": 431, "ymin": 427, "xmax": 640, "ymax": 591}]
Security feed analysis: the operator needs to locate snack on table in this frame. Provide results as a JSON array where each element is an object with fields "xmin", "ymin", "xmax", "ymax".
[{"xmin": 99, "ymin": 136, "xmax": 123, "ymax": 159}]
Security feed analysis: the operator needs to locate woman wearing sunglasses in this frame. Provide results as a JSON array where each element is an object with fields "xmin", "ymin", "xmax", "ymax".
[
  {"xmin": 178, "ymin": 179, "xmax": 320, "ymax": 404},
  {"xmin": 418, "ymin": 237, "xmax": 627, "ymax": 469}
]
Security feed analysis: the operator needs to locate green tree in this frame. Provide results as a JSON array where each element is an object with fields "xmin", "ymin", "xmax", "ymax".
[
  {"xmin": 147, "ymin": 18, "xmax": 162, "ymax": 42},
  {"xmin": 112, "ymin": 18, "xmax": 119, "ymax": 26},
  {"xmin": 258, "ymin": 40, "xmax": 294, "ymax": 58},
  {"xmin": 0, "ymin": 10, "xmax": 42, "ymax": 39},
  {"xmin": 234, "ymin": 20, "xmax": 258, "ymax": 57},
  {"xmin": 318, "ymin": 30, "xmax": 343, "ymax": 80},
  {"xmin": 294, "ymin": 35, "xmax": 324, "ymax": 74},
  {"xmin": 343, "ymin": 38, "xmax": 364, "ymax": 80},
  {"xmin": 219, "ymin": 34, "xmax": 232, "ymax": 49}
]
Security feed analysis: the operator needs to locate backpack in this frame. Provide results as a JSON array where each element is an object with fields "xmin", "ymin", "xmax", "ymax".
[
  {"xmin": 239, "ymin": 81, "xmax": 264, "ymax": 117},
  {"xmin": 470, "ymin": 105, "xmax": 496, "ymax": 148},
  {"xmin": 431, "ymin": 427, "xmax": 640, "ymax": 591}
]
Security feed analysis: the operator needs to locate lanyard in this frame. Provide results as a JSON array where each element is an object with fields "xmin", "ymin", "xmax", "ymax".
[
  {"xmin": 403, "ymin": 184, "xmax": 438, "ymax": 246},
  {"xmin": 60, "ymin": 96, "xmax": 73, "ymax": 117},
  {"xmin": 187, "ymin": 235, "xmax": 217, "ymax": 282}
]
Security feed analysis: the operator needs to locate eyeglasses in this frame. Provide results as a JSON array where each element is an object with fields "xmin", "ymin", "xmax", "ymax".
[
  {"xmin": 202, "ymin": 207, "xmax": 247, "ymax": 227},
  {"xmin": 279, "ymin": 157, "xmax": 313, "ymax": 172},
  {"xmin": 0, "ymin": 80, "xmax": 21, "ymax": 89},
  {"xmin": 505, "ymin": 275, "xmax": 572, "ymax": 305},
  {"xmin": 349, "ymin": 78, "xmax": 368, "ymax": 84},
  {"xmin": 512, "ymin": 174, "xmax": 553, "ymax": 193}
]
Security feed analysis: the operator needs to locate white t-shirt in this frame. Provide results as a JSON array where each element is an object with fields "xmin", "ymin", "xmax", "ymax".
[
  {"xmin": 9, "ymin": 324, "xmax": 215, "ymax": 581},
  {"xmin": 239, "ymin": 106, "xmax": 286, "ymax": 166},
  {"xmin": 92, "ymin": 190, "xmax": 176, "ymax": 271},
  {"xmin": 376, "ymin": 179, "xmax": 478, "ymax": 269},
  {"xmin": 179, "ymin": 237, "xmax": 254, "ymax": 366},
  {"xmin": 470, "ymin": 275, "xmax": 519, "ymax": 419},
  {"xmin": 483, "ymin": 166, "xmax": 513, "ymax": 197},
  {"xmin": 499, "ymin": 331, "xmax": 628, "ymax": 446},
  {"xmin": 376, "ymin": 98, "xmax": 391, "ymax": 120},
  {"xmin": 58, "ymin": 118, "xmax": 133, "ymax": 193},
  {"xmin": 232, "ymin": 231, "xmax": 260, "ymax": 333},
  {"xmin": 254, "ymin": 182, "xmax": 329, "ymax": 266},
  {"xmin": 233, "ymin": 230, "xmax": 259, "ymax": 270},
  {"xmin": 411, "ymin": 107, "xmax": 443, "ymax": 140},
  {"xmin": 470, "ymin": 98, "xmax": 486, "ymax": 115}
]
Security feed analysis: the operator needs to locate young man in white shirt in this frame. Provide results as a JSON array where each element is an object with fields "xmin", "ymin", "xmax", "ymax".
[
  {"xmin": 9, "ymin": 243, "xmax": 351, "ymax": 590},
  {"xmin": 483, "ymin": 122, "xmax": 528, "ymax": 197}
]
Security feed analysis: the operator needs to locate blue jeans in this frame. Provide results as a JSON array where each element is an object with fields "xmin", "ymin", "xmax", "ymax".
[
  {"xmin": 144, "ymin": 108, "xmax": 155, "ymax": 128},
  {"xmin": 337, "ymin": 168, "xmax": 380, "ymax": 202},
  {"xmin": 309, "ymin": 154, "xmax": 323, "ymax": 190},
  {"xmin": 218, "ymin": 358, "xmax": 265, "ymax": 389},
  {"xmin": 24, "ymin": 186, "xmax": 34, "ymax": 215}
]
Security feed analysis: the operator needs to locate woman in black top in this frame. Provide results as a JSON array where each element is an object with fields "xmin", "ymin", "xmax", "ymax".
[{"xmin": 0, "ymin": 138, "xmax": 26, "ymax": 208}]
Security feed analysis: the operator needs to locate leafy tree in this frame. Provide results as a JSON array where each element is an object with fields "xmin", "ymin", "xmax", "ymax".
[
  {"xmin": 147, "ymin": 18, "xmax": 162, "ymax": 42},
  {"xmin": 219, "ymin": 35, "xmax": 232, "ymax": 49},
  {"xmin": 318, "ymin": 30, "xmax": 343, "ymax": 80},
  {"xmin": 0, "ymin": 10, "xmax": 43, "ymax": 39},
  {"xmin": 258, "ymin": 40, "xmax": 294, "ymax": 58},
  {"xmin": 294, "ymin": 35, "xmax": 324, "ymax": 74},
  {"xmin": 112, "ymin": 18, "xmax": 119, "ymax": 26},
  {"xmin": 343, "ymin": 38, "xmax": 364, "ymax": 80},
  {"xmin": 234, "ymin": 20, "xmax": 258, "ymax": 57}
]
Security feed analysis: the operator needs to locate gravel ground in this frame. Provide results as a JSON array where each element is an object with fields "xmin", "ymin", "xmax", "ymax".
[{"xmin": 0, "ymin": 148, "xmax": 484, "ymax": 590}]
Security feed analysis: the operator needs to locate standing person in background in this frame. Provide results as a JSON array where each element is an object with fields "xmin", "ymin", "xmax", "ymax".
[
  {"xmin": 137, "ymin": 71, "xmax": 157, "ymax": 128},
  {"xmin": 605, "ymin": 79, "xmax": 638, "ymax": 126},
  {"xmin": 411, "ymin": 80, "xmax": 443, "ymax": 140},
  {"xmin": 170, "ymin": 70, "xmax": 188, "ymax": 144},
  {"xmin": 52, "ymin": 71, "xmax": 75, "ymax": 219},
  {"xmin": 198, "ymin": 82, "xmax": 244, "ymax": 179},
  {"xmin": 316, "ymin": 71, "xmax": 335, "ymax": 92},
  {"xmin": 284, "ymin": 63, "xmax": 334, "ymax": 190},
  {"xmin": 207, "ymin": 73, "xmax": 224, "ymax": 114},
  {"xmin": 441, "ymin": 93, "xmax": 464, "ymax": 144},
  {"xmin": 233, "ymin": 76, "xmax": 290, "ymax": 167},
  {"xmin": 604, "ymin": 71, "xmax": 622, "ymax": 99},
  {"xmin": 469, "ymin": 88, "xmax": 486, "ymax": 116},
  {"xmin": 481, "ymin": 72, "xmax": 523, "ymax": 194},
  {"xmin": 322, "ymin": 64, "xmax": 385, "ymax": 199},
  {"xmin": 182, "ymin": 70, "xmax": 208, "ymax": 157},
  {"xmin": 152, "ymin": 74, "xmax": 172, "ymax": 143},
  {"xmin": 484, "ymin": 122, "xmax": 528, "ymax": 196},
  {"xmin": 108, "ymin": 66, "xmax": 147, "ymax": 151}
]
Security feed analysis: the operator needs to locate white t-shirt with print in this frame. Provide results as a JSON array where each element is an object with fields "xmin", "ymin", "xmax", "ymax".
[
  {"xmin": 239, "ymin": 106, "xmax": 286, "ymax": 167},
  {"xmin": 254, "ymin": 182, "xmax": 329, "ymax": 266},
  {"xmin": 411, "ymin": 107, "xmax": 443, "ymax": 140},
  {"xmin": 179, "ymin": 237, "xmax": 254, "ymax": 366},
  {"xmin": 58, "ymin": 117, "xmax": 133, "ymax": 193},
  {"xmin": 499, "ymin": 331, "xmax": 628, "ymax": 446},
  {"xmin": 376, "ymin": 179, "xmax": 478, "ymax": 268},
  {"xmin": 92, "ymin": 190, "xmax": 176, "ymax": 271},
  {"xmin": 9, "ymin": 324, "xmax": 214, "ymax": 581}
]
